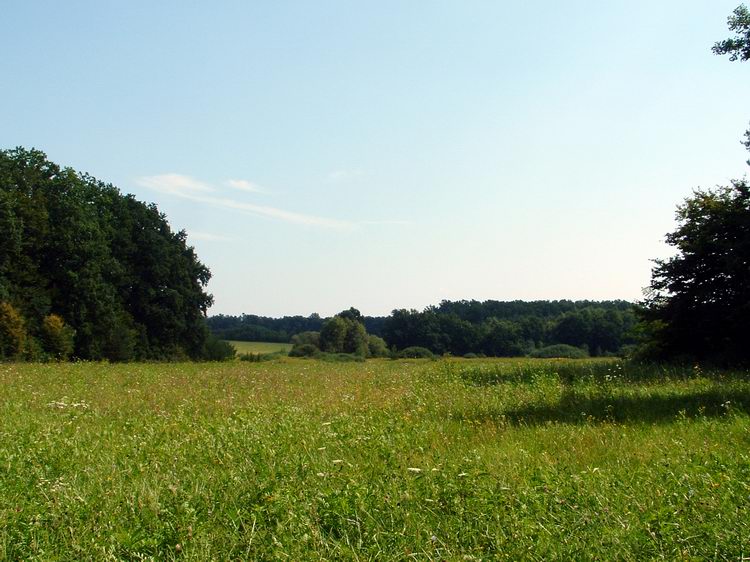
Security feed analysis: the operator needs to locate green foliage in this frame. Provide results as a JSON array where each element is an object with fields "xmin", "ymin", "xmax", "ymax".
[
  {"xmin": 367, "ymin": 335, "xmax": 390, "ymax": 358},
  {"xmin": 319, "ymin": 311, "xmax": 371, "ymax": 356},
  {"xmin": 102, "ymin": 314, "xmax": 137, "ymax": 363},
  {"xmin": 481, "ymin": 318, "xmax": 527, "ymax": 357},
  {"xmin": 342, "ymin": 320, "xmax": 368, "ymax": 356},
  {"xmin": 238, "ymin": 351, "xmax": 284, "ymax": 362},
  {"xmin": 713, "ymin": 4, "xmax": 750, "ymax": 61},
  {"xmin": 396, "ymin": 346, "xmax": 435, "ymax": 359},
  {"xmin": 40, "ymin": 314, "xmax": 74, "ymax": 361},
  {"xmin": 714, "ymin": 4, "xmax": 750, "ymax": 164},
  {"xmin": 291, "ymin": 331, "xmax": 320, "ymax": 348},
  {"xmin": 288, "ymin": 343, "xmax": 320, "ymax": 357},
  {"xmin": 642, "ymin": 182, "xmax": 750, "ymax": 364},
  {"xmin": 202, "ymin": 335, "xmax": 236, "ymax": 361},
  {"xmin": 316, "ymin": 352, "xmax": 366, "ymax": 363},
  {"xmin": 382, "ymin": 301, "xmax": 636, "ymax": 357},
  {"xmin": 0, "ymin": 302, "xmax": 26, "ymax": 359},
  {"xmin": 529, "ymin": 343, "xmax": 589, "ymax": 359},
  {"xmin": 319, "ymin": 316, "xmax": 348, "ymax": 353},
  {"xmin": 0, "ymin": 147, "xmax": 214, "ymax": 360}
]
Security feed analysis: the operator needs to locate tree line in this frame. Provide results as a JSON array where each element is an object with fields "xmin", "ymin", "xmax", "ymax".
[
  {"xmin": 0, "ymin": 147, "xmax": 229, "ymax": 361},
  {"xmin": 212, "ymin": 300, "xmax": 638, "ymax": 358},
  {"xmin": 207, "ymin": 313, "xmax": 386, "ymax": 341}
]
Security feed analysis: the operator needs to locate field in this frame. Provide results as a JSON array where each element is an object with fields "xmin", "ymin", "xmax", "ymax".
[
  {"xmin": 1, "ymin": 358, "xmax": 749, "ymax": 560},
  {"xmin": 226, "ymin": 340, "xmax": 290, "ymax": 355}
]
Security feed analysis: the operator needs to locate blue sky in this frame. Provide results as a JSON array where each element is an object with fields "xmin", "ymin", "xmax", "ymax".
[{"xmin": 2, "ymin": 1, "xmax": 749, "ymax": 316}]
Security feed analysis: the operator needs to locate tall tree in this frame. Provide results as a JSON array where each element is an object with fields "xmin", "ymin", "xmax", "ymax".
[
  {"xmin": 641, "ymin": 182, "xmax": 750, "ymax": 363},
  {"xmin": 0, "ymin": 147, "xmax": 215, "ymax": 360}
]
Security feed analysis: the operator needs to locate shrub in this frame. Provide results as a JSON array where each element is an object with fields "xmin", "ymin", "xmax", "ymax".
[
  {"xmin": 0, "ymin": 302, "xmax": 27, "ymax": 360},
  {"xmin": 202, "ymin": 336, "xmax": 236, "ymax": 361},
  {"xmin": 289, "ymin": 343, "xmax": 320, "ymax": 358},
  {"xmin": 239, "ymin": 351, "xmax": 284, "ymax": 362},
  {"xmin": 320, "ymin": 317, "xmax": 347, "ymax": 352},
  {"xmin": 318, "ymin": 352, "xmax": 365, "ymax": 363},
  {"xmin": 367, "ymin": 335, "xmax": 390, "ymax": 358},
  {"xmin": 40, "ymin": 314, "xmax": 75, "ymax": 361},
  {"xmin": 291, "ymin": 331, "xmax": 320, "ymax": 348},
  {"xmin": 396, "ymin": 346, "xmax": 435, "ymax": 359},
  {"xmin": 530, "ymin": 344, "xmax": 589, "ymax": 359}
]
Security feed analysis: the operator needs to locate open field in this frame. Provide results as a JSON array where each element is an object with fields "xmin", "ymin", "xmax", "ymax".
[
  {"xmin": 1, "ymin": 358, "xmax": 749, "ymax": 560},
  {"xmin": 226, "ymin": 340, "xmax": 290, "ymax": 355}
]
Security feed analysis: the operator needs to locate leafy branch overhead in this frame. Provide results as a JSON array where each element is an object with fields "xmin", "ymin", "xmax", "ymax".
[{"xmin": 712, "ymin": 4, "xmax": 750, "ymax": 61}]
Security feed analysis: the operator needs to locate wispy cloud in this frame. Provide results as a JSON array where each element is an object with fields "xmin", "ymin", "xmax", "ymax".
[
  {"xmin": 226, "ymin": 179, "xmax": 267, "ymax": 193},
  {"xmin": 136, "ymin": 174, "xmax": 352, "ymax": 229},
  {"xmin": 361, "ymin": 220, "xmax": 414, "ymax": 226},
  {"xmin": 327, "ymin": 168, "xmax": 365, "ymax": 183},
  {"xmin": 136, "ymin": 173, "xmax": 214, "ymax": 195},
  {"xmin": 188, "ymin": 231, "xmax": 233, "ymax": 242}
]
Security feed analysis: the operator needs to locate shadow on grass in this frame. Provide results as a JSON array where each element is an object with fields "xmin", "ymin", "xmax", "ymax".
[
  {"xmin": 463, "ymin": 388, "xmax": 750, "ymax": 426},
  {"xmin": 456, "ymin": 362, "xmax": 750, "ymax": 386}
]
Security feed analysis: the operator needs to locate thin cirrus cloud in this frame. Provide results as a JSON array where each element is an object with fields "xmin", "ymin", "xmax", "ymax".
[
  {"xmin": 327, "ymin": 168, "xmax": 364, "ymax": 182},
  {"xmin": 136, "ymin": 173, "xmax": 213, "ymax": 195},
  {"xmin": 225, "ymin": 179, "xmax": 267, "ymax": 193},
  {"xmin": 136, "ymin": 173, "xmax": 353, "ymax": 228}
]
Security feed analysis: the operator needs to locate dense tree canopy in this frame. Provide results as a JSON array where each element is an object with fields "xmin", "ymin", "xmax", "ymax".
[
  {"xmin": 641, "ymin": 181, "xmax": 750, "ymax": 364},
  {"xmin": 0, "ymin": 147, "xmax": 215, "ymax": 361},
  {"xmin": 382, "ymin": 301, "xmax": 636, "ymax": 357},
  {"xmin": 287, "ymin": 308, "xmax": 388, "ymax": 358}
]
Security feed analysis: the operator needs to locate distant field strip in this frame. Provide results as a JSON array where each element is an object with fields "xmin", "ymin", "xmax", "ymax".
[
  {"xmin": 226, "ymin": 340, "xmax": 290, "ymax": 354},
  {"xmin": 0, "ymin": 358, "xmax": 748, "ymax": 559}
]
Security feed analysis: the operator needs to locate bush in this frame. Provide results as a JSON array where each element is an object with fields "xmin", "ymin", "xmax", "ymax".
[
  {"xmin": 202, "ymin": 336, "xmax": 236, "ymax": 361},
  {"xmin": 320, "ymin": 317, "xmax": 347, "ymax": 352},
  {"xmin": 530, "ymin": 344, "xmax": 589, "ymax": 359},
  {"xmin": 289, "ymin": 343, "xmax": 320, "ymax": 358},
  {"xmin": 396, "ymin": 346, "xmax": 435, "ymax": 359},
  {"xmin": 463, "ymin": 352, "xmax": 479, "ymax": 359},
  {"xmin": 40, "ymin": 314, "xmax": 75, "ymax": 361},
  {"xmin": 317, "ymin": 352, "xmax": 365, "ymax": 363},
  {"xmin": 0, "ymin": 302, "xmax": 27, "ymax": 360},
  {"xmin": 367, "ymin": 335, "xmax": 390, "ymax": 358},
  {"xmin": 291, "ymin": 331, "xmax": 320, "ymax": 348},
  {"xmin": 239, "ymin": 351, "xmax": 284, "ymax": 362}
]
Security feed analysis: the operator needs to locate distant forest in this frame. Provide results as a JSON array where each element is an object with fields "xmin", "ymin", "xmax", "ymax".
[
  {"xmin": 207, "ymin": 314, "xmax": 386, "ymax": 342},
  {"xmin": 208, "ymin": 300, "xmax": 637, "ymax": 357}
]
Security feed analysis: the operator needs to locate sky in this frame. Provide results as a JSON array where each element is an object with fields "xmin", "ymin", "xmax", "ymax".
[{"xmin": 1, "ymin": 1, "xmax": 749, "ymax": 317}]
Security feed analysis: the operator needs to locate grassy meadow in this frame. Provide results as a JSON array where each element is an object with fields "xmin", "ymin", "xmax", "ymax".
[
  {"xmin": 1, "ymin": 358, "xmax": 749, "ymax": 560},
  {"xmin": 226, "ymin": 341, "xmax": 290, "ymax": 355}
]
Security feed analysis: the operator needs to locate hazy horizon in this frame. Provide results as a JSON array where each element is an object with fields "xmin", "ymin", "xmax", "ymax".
[{"xmin": 2, "ymin": 1, "xmax": 749, "ymax": 317}]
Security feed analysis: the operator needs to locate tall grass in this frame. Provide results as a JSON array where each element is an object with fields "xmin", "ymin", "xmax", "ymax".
[{"xmin": 0, "ymin": 358, "xmax": 748, "ymax": 559}]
